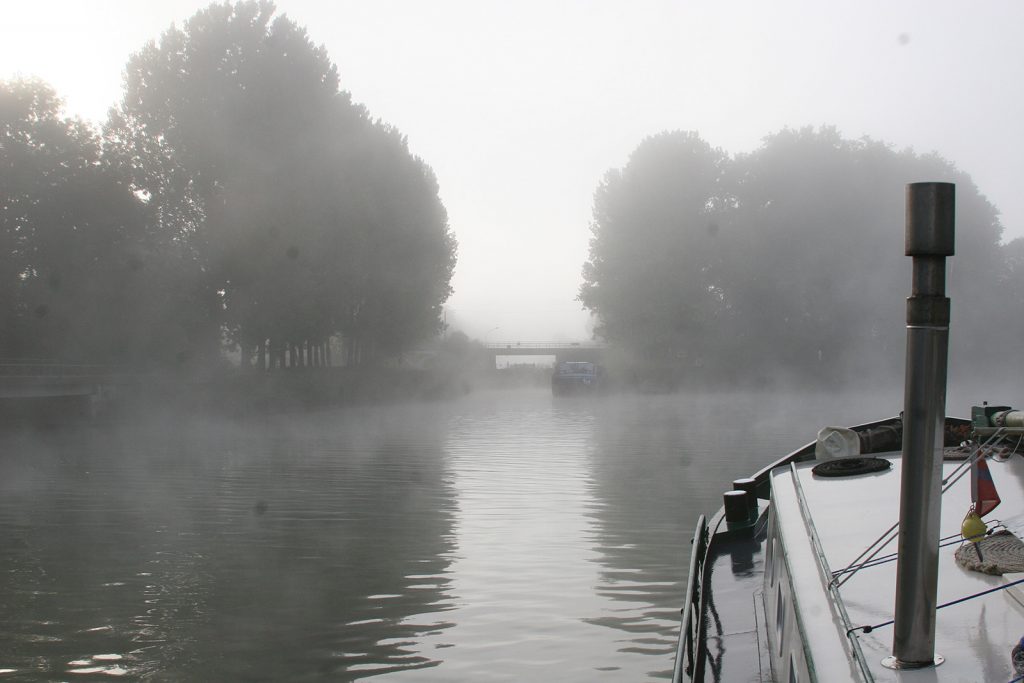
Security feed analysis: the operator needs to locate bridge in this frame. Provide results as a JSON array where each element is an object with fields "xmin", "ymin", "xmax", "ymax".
[{"xmin": 482, "ymin": 341, "xmax": 606, "ymax": 367}]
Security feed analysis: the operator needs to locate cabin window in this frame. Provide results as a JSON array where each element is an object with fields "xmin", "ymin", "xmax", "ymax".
[{"xmin": 776, "ymin": 584, "xmax": 785, "ymax": 656}]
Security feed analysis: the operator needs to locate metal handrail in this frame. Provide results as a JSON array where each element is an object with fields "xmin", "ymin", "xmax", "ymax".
[
  {"xmin": 790, "ymin": 462, "xmax": 875, "ymax": 682},
  {"xmin": 672, "ymin": 514, "xmax": 709, "ymax": 683}
]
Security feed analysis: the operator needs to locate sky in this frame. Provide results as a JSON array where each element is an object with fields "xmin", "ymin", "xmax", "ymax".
[{"xmin": 2, "ymin": 0, "xmax": 1023, "ymax": 342}]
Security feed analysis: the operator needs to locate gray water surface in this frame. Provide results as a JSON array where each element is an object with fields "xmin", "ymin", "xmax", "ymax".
[{"xmin": 0, "ymin": 388, "xmax": 898, "ymax": 681}]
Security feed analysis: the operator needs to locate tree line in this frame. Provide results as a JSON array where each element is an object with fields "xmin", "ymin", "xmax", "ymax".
[
  {"xmin": 580, "ymin": 128, "xmax": 1022, "ymax": 388},
  {"xmin": 0, "ymin": 1, "xmax": 456, "ymax": 372}
]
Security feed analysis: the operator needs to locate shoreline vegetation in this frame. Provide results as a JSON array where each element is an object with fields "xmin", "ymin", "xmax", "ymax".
[
  {"xmin": 0, "ymin": 368, "xmax": 469, "ymax": 427},
  {"xmin": 4, "ymin": 3, "xmax": 1024, "ymax": 427},
  {"xmin": 2, "ymin": 4, "xmax": 457, "ymax": 383},
  {"xmin": 0, "ymin": 357, "xmax": 900, "ymax": 431},
  {"xmin": 0, "ymin": 363, "xmax": 561, "ymax": 429}
]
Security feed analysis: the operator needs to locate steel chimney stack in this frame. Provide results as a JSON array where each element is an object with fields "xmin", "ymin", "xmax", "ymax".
[{"xmin": 886, "ymin": 182, "xmax": 955, "ymax": 669}]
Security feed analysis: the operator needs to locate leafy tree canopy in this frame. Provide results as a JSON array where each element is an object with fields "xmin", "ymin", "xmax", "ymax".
[
  {"xmin": 0, "ymin": 79, "xmax": 166, "ymax": 364},
  {"xmin": 581, "ymin": 127, "xmax": 1009, "ymax": 387},
  {"xmin": 104, "ymin": 0, "xmax": 456, "ymax": 367}
]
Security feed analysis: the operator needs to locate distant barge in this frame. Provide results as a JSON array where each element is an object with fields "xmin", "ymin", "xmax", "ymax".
[{"xmin": 551, "ymin": 361, "xmax": 603, "ymax": 395}]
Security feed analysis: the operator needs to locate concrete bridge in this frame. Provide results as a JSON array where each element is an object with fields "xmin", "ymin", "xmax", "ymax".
[{"xmin": 482, "ymin": 341, "xmax": 606, "ymax": 367}]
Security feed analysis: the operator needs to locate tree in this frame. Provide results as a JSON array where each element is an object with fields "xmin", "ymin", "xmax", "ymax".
[
  {"xmin": 0, "ymin": 79, "xmax": 162, "ymax": 364},
  {"xmin": 726, "ymin": 127, "xmax": 1006, "ymax": 383},
  {"xmin": 580, "ymin": 126, "xmax": 1011, "ymax": 387},
  {"xmin": 340, "ymin": 125, "xmax": 457, "ymax": 364},
  {"xmin": 579, "ymin": 131, "xmax": 731, "ymax": 379},
  {"xmin": 106, "ymin": 0, "xmax": 456, "ymax": 370}
]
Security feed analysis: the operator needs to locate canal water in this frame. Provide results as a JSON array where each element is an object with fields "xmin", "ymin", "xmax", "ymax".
[{"xmin": 0, "ymin": 387, "xmax": 900, "ymax": 681}]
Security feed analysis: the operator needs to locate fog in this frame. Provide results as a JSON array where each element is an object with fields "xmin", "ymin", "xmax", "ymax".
[
  {"xmin": 1, "ymin": 0, "xmax": 1021, "ymax": 395},
  {"xmin": 4, "ymin": 386, "xmax": 975, "ymax": 680},
  {"xmin": 3, "ymin": 0, "xmax": 1024, "ymax": 343},
  {"xmin": 3, "ymin": 5, "xmax": 1024, "ymax": 679}
]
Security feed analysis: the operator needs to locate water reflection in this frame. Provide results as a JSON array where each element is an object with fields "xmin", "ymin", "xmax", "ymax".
[
  {"xmin": 402, "ymin": 391, "xmax": 607, "ymax": 680},
  {"xmin": 582, "ymin": 394, "xmax": 719, "ymax": 680},
  {"xmin": 0, "ymin": 388, "xmax": 897, "ymax": 681},
  {"xmin": 0, "ymin": 406, "xmax": 458, "ymax": 680}
]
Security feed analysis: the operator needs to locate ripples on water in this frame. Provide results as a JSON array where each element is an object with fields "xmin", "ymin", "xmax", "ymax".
[{"xmin": 0, "ymin": 387, "xmax": 898, "ymax": 680}]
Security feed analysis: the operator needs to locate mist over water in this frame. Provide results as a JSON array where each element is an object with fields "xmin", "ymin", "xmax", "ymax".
[
  {"xmin": 0, "ymin": 385, "xmax": 967, "ymax": 681},
  {"xmin": 3, "ymin": 2, "xmax": 1023, "ymax": 679}
]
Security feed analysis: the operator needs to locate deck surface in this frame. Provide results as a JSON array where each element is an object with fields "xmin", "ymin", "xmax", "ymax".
[{"xmin": 771, "ymin": 448, "xmax": 1024, "ymax": 681}]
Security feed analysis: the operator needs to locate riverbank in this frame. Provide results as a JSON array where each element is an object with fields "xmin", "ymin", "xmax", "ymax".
[
  {"xmin": 0, "ymin": 366, "xmax": 482, "ymax": 429},
  {"xmin": 106, "ymin": 367, "xmax": 480, "ymax": 418}
]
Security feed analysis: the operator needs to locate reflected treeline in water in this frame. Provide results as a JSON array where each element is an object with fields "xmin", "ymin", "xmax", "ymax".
[
  {"xmin": 408, "ymin": 391, "xmax": 611, "ymax": 680},
  {"xmin": 578, "ymin": 393, "xmax": 743, "ymax": 680},
  {"xmin": 0, "ymin": 405, "xmax": 458, "ymax": 680},
  {"xmin": 0, "ymin": 388, "xmax": 908, "ymax": 681}
]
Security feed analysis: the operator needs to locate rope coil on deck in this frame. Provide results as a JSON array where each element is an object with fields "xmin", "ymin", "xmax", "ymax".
[{"xmin": 955, "ymin": 530, "xmax": 1024, "ymax": 575}]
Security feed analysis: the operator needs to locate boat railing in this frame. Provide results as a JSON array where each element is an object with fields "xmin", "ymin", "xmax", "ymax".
[
  {"xmin": 668, "ymin": 416, "xmax": 909, "ymax": 682},
  {"xmin": 790, "ymin": 461, "xmax": 875, "ymax": 681},
  {"xmin": 671, "ymin": 514, "xmax": 709, "ymax": 683}
]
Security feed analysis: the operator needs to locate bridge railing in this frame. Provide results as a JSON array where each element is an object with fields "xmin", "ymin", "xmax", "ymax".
[{"xmin": 482, "ymin": 342, "xmax": 606, "ymax": 350}]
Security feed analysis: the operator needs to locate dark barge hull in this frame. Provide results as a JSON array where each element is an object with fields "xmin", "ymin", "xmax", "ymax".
[{"xmin": 551, "ymin": 376, "xmax": 601, "ymax": 395}]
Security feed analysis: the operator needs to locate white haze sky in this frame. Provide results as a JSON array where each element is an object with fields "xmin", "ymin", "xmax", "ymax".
[{"xmin": 3, "ymin": 1, "xmax": 1023, "ymax": 342}]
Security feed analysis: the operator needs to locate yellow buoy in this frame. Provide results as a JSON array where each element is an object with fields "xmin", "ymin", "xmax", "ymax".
[{"xmin": 962, "ymin": 510, "xmax": 987, "ymax": 542}]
